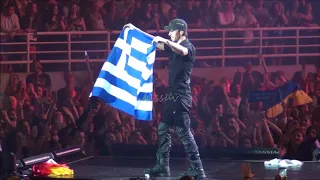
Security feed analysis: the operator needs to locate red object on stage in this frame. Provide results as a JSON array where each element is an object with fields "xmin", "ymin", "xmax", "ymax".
[{"xmin": 32, "ymin": 159, "xmax": 74, "ymax": 177}]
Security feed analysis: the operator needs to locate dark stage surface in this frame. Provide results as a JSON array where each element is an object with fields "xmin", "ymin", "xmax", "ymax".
[{"xmin": 64, "ymin": 156, "xmax": 320, "ymax": 180}]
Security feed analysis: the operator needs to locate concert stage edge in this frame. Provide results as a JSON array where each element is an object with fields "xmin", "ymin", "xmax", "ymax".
[
  {"xmin": 1, "ymin": 145, "xmax": 283, "ymax": 179},
  {"xmin": 105, "ymin": 144, "xmax": 280, "ymax": 160},
  {"xmin": 2, "ymin": 146, "xmax": 320, "ymax": 179}
]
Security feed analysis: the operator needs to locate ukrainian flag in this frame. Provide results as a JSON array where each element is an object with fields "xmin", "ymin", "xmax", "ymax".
[{"xmin": 265, "ymin": 81, "xmax": 312, "ymax": 118}]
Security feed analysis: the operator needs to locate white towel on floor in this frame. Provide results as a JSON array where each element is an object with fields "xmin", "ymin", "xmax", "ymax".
[{"xmin": 264, "ymin": 158, "xmax": 303, "ymax": 167}]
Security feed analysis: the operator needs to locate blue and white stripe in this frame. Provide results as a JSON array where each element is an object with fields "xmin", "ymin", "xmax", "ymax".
[{"xmin": 90, "ymin": 27, "xmax": 156, "ymax": 120}]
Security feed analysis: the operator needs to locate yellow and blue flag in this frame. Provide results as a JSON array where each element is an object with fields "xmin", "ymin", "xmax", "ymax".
[
  {"xmin": 266, "ymin": 81, "xmax": 312, "ymax": 118},
  {"xmin": 249, "ymin": 81, "xmax": 313, "ymax": 118}
]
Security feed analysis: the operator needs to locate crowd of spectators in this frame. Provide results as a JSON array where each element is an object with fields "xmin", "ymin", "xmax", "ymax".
[
  {"xmin": 1, "ymin": 0, "xmax": 318, "ymax": 33},
  {"xmin": 0, "ymin": 0, "xmax": 320, "ymax": 164},
  {"xmin": 1, "ymin": 0, "xmax": 319, "ymax": 68},
  {"xmin": 0, "ymin": 55, "xmax": 319, "ymax": 161}
]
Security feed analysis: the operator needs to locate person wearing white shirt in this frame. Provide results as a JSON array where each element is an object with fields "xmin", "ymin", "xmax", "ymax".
[
  {"xmin": 217, "ymin": 1, "xmax": 235, "ymax": 27},
  {"xmin": 0, "ymin": 5, "xmax": 20, "ymax": 37},
  {"xmin": 234, "ymin": 4, "xmax": 259, "ymax": 55},
  {"xmin": 0, "ymin": 4, "xmax": 21, "ymax": 62},
  {"xmin": 159, "ymin": 0, "xmax": 171, "ymax": 21}
]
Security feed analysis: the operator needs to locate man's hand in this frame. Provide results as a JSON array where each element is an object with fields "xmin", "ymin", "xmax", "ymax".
[
  {"xmin": 152, "ymin": 36, "xmax": 168, "ymax": 44},
  {"xmin": 123, "ymin": 23, "xmax": 137, "ymax": 30}
]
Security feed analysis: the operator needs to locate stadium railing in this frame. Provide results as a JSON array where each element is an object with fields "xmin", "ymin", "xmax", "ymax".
[{"xmin": 0, "ymin": 26, "xmax": 319, "ymax": 72}]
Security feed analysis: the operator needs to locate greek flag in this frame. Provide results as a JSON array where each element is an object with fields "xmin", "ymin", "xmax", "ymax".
[{"xmin": 90, "ymin": 27, "xmax": 156, "ymax": 120}]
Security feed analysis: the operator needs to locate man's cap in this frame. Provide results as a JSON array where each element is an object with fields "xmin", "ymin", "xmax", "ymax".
[{"xmin": 164, "ymin": 19, "xmax": 187, "ymax": 31}]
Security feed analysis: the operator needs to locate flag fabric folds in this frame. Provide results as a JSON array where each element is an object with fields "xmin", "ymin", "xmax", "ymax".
[
  {"xmin": 90, "ymin": 27, "xmax": 156, "ymax": 120},
  {"xmin": 265, "ymin": 81, "xmax": 313, "ymax": 118}
]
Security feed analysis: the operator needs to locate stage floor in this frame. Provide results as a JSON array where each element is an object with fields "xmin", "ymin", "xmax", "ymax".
[{"xmin": 67, "ymin": 156, "xmax": 320, "ymax": 180}]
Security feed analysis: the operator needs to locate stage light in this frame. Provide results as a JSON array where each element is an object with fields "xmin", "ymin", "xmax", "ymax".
[
  {"xmin": 53, "ymin": 146, "xmax": 84, "ymax": 158},
  {"xmin": 20, "ymin": 153, "xmax": 54, "ymax": 168}
]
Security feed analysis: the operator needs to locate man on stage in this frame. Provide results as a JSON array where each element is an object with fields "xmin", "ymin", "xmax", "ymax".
[{"xmin": 126, "ymin": 19, "xmax": 206, "ymax": 178}]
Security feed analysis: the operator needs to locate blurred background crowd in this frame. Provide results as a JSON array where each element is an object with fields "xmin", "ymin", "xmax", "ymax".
[
  {"xmin": 1, "ymin": 0, "xmax": 319, "ymax": 33},
  {"xmin": 0, "ymin": 0, "xmax": 320, "ymax": 163}
]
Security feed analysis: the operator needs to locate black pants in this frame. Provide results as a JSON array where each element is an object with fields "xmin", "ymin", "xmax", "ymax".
[{"xmin": 156, "ymin": 110, "xmax": 203, "ymax": 169}]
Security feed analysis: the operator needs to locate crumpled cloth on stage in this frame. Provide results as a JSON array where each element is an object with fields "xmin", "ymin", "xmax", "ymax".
[
  {"xmin": 264, "ymin": 158, "xmax": 303, "ymax": 167},
  {"xmin": 32, "ymin": 159, "xmax": 74, "ymax": 177}
]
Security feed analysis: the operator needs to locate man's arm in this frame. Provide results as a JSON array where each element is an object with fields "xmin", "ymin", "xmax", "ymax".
[
  {"xmin": 122, "ymin": 24, "xmax": 188, "ymax": 55},
  {"xmin": 166, "ymin": 40, "xmax": 188, "ymax": 56},
  {"xmin": 154, "ymin": 36, "xmax": 188, "ymax": 56}
]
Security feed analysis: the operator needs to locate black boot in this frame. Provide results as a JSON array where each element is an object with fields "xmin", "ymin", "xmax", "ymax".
[
  {"xmin": 144, "ymin": 122, "xmax": 171, "ymax": 177},
  {"xmin": 175, "ymin": 125, "xmax": 206, "ymax": 179}
]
